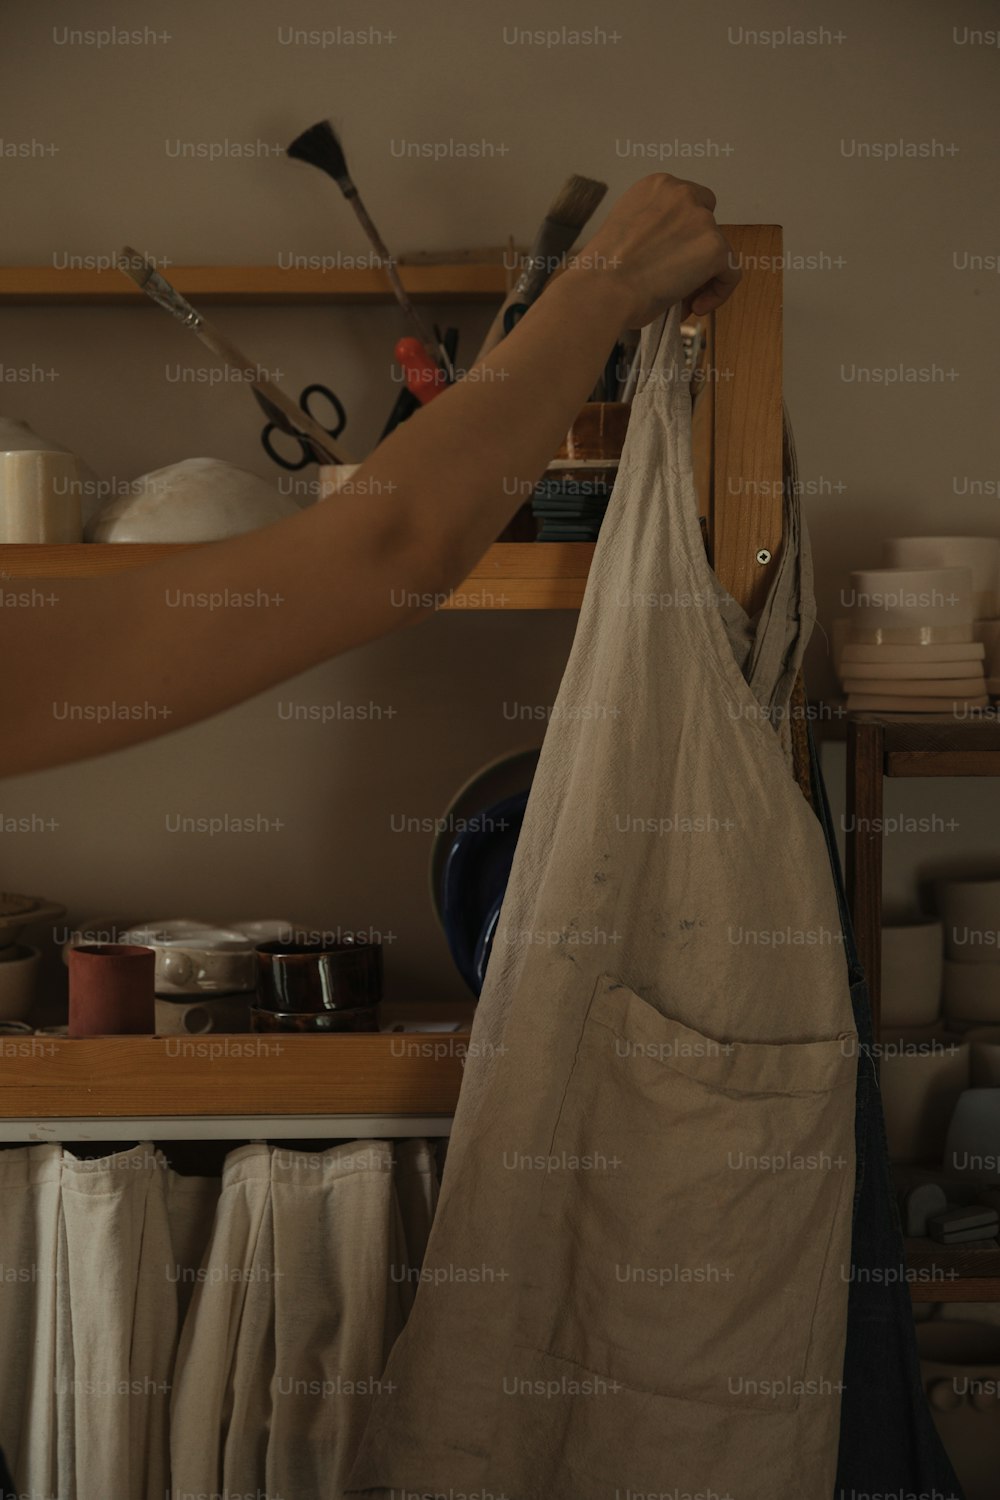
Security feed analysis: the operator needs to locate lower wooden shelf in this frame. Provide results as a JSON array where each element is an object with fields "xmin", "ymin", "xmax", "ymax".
[
  {"xmin": 0, "ymin": 1030, "xmax": 469, "ymax": 1120},
  {"xmin": 0, "ymin": 541, "xmax": 596, "ymax": 609},
  {"xmin": 907, "ymin": 1239, "xmax": 1000, "ymax": 1302}
]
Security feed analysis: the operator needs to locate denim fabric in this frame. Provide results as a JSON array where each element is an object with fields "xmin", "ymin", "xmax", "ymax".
[{"xmin": 807, "ymin": 730, "xmax": 964, "ymax": 1500}]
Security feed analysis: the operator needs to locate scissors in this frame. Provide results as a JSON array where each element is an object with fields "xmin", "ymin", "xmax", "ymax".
[{"xmin": 259, "ymin": 383, "xmax": 348, "ymax": 471}]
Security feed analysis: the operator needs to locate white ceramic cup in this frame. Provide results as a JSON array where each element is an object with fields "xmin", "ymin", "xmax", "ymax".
[
  {"xmin": 881, "ymin": 921, "xmax": 943, "ymax": 1029},
  {"xmin": 0, "ymin": 944, "xmax": 41, "ymax": 1022},
  {"xmin": 938, "ymin": 880, "xmax": 1000, "ymax": 963},
  {"xmin": 884, "ymin": 537, "xmax": 1000, "ymax": 623},
  {"xmin": 0, "ymin": 450, "xmax": 84, "ymax": 542},
  {"xmin": 847, "ymin": 567, "xmax": 974, "ymax": 631},
  {"xmin": 879, "ymin": 1033, "xmax": 971, "ymax": 1164}
]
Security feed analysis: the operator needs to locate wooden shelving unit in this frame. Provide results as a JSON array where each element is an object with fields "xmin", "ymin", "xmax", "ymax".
[
  {"xmin": 846, "ymin": 711, "xmax": 1000, "ymax": 1301},
  {"xmin": 0, "ymin": 228, "xmax": 785, "ymax": 1137},
  {"xmin": 0, "ymin": 264, "xmax": 509, "ymax": 305}
]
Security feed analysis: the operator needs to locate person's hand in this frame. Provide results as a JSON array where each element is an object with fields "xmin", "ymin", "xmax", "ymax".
[{"xmin": 569, "ymin": 173, "xmax": 741, "ymax": 326}]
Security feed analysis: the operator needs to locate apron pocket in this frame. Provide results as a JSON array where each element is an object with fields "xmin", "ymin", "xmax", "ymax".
[{"xmin": 517, "ymin": 972, "xmax": 857, "ymax": 1413}]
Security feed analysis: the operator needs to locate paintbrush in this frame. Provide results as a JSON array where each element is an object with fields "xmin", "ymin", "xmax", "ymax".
[
  {"xmin": 118, "ymin": 248, "xmax": 352, "ymax": 464},
  {"xmin": 474, "ymin": 174, "xmax": 608, "ymax": 363},
  {"xmin": 287, "ymin": 120, "xmax": 454, "ymax": 380}
]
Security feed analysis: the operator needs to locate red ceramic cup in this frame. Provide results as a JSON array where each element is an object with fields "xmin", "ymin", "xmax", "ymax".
[{"xmin": 67, "ymin": 943, "xmax": 156, "ymax": 1037}]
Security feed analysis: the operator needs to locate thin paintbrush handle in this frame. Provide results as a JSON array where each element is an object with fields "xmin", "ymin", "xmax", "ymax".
[
  {"xmin": 188, "ymin": 316, "xmax": 351, "ymax": 463},
  {"xmin": 119, "ymin": 249, "xmax": 351, "ymax": 462},
  {"xmin": 344, "ymin": 192, "xmax": 450, "ymax": 375}
]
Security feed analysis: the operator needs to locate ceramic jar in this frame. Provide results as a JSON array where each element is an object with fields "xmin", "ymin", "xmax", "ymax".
[
  {"xmin": 879, "ymin": 1033, "xmax": 971, "ymax": 1163},
  {"xmin": 67, "ymin": 944, "xmax": 155, "ymax": 1036}
]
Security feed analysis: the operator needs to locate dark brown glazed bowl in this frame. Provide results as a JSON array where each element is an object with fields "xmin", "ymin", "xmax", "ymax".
[
  {"xmin": 254, "ymin": 939, "xmax": 382, "ymax": 1014},
  {"xmin": 250, "ymin": 1005, "xmax": 380, "ymax": 1034}
]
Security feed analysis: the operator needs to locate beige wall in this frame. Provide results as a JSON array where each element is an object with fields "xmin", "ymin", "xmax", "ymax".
[{"xmin": 2, "ymin": 0, "xmax": 999, "ymax": 1007}]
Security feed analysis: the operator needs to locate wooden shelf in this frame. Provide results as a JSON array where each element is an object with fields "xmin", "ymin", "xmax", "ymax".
[
  {"xmin": 0, "ymin": 264, "xmax": 509, "ymax": 306},
  {"xmin": 907, "ymin": 1238, "xmax": 1000, "ymax": 1302},
  {"xmin": 0, "ymin": 1029, "xmax": 469, "ymax": 1120},
  {"xmin": 0, "ymin": 541, "xmax": 596, "ymax": 609},
  {"xmin": 851, "ymin": 711, "xmax": 1000, "ymax": 778}
]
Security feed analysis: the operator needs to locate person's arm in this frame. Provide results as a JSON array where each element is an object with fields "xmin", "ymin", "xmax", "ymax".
[{"xmin": 0, "ymin": 174, "xmax": 738, "ymax": 779}]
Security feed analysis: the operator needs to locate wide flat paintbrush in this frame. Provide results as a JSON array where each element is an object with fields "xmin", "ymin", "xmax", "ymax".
[
  {"xmin": 474, "ymin": 174, "xmax": 607, "ymax": 363},
  {"xmin": 117, "ymin": 248, "xmax": 351, "ymax": 464},
  {"xmin": 287, "ymin": 120, "xmax": 454, "ymax": 379}
]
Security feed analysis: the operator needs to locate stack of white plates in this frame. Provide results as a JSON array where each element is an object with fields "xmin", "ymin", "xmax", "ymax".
[{"xmin": 838, "ymin": 564, "xmax": 988, "ymax": 711}]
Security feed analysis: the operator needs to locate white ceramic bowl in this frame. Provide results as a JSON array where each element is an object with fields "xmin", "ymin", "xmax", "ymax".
[
  {"xmin": 85, "ymin": 458, "xmax": 299, "ymax": 542},
  {"xmin": 842, "ymin": 642, "xmax": 985, "ymax": 665},
  {"xmin": 938, "ymin": 880, "xmax": 1000, "ymax": 963},
  {"xmin": 884, "ymin": 537, "xmax": 1000, "ymax": 622},
  {"xmin": 880, "ymin": 1033, "xmax": 971, "ymax": 1164},
  {"xmin": 0, "ymin": 944, "xmax": 41, "ymax": 1022},
  {"xmin": 121, "ymin": 922, "xmax": 255, "ymax": 995},
  {"xmin": 944, "ymin": 961, "xmax": 1000, "ymax": 1025},
  {"xmin": 848, "ymin": 567, "xmax": 974, "ymax": 631},
  {"xmin": 881, "ymin": 921, "xmax": 943, "ymax": 1029}
]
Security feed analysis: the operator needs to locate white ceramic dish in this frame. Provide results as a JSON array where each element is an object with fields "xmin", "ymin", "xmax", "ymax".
[
  {"xmin": 0, "ymin": 944, "xmax": 41, "ymax": 1022},
  {"xmin": 885, "ymin": 537, "xmax": 1000, "ymax": 622},
  {"xmin": 848, "ymin": 567, "xmax": 973, "ymax": 630},
  {"xmin": 841, "ymin": 642, "xmax": 985, "ymax": 665},
  {"xmin": 846, "ymin": 694, "xmax": 988, "ymax": 713},
  {"xmin": 843, "ymin": 660, "xmax": 986, "ymax": 681},
  {"xmin": 938, "ymin": 880, "xmax": 1000, "ymax": 963},
  {"xmin": 842, "ymin": 675, "xmax": 986, "ymax": 697},
  {"xmin": 85, "ymin": 458, "xmax": 299, "ymax": 543},
  {"xmin": 943, "ymin": 961, "xmax": 1000, "ymax": 1025},
  {"xmin": 881, "ymin": 921, "xmax": 943, "ymax": 1029}
]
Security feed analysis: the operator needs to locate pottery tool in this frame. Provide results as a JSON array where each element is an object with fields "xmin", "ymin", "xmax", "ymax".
[
  {"xmin": 286, "ymin": 120, "xmax": 454, "ymax": 380},
  {"xmin": 474, "ymin": 174, "xmax": 608, "ymax": 363},
  {"xmin": 117, "ymin": 249, "xmax": 352, "ymax": 465}
]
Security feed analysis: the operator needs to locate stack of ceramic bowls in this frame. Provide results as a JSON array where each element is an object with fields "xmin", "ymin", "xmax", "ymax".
[
  {"xmin": 120, "ymin": 919, "xmax": 290, "ymax": 1035},
  {"xmin": 838, "ymin": 557, "xmax": 988, "ymax": 711},
  {"xmin": 885, "ymin": 537, "xmax": 1000, "ymax": 701},
  {"xmin": 252, "ymin": 938, "xmax": 382, "ymax": 1032},
  {"xmin": 938, "ymin": 880, "xmax": 1000, "ymax": 1030}
]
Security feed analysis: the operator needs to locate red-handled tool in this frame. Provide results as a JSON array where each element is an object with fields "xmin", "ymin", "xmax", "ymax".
[{"xmin": 395, "ymin": 337, "xmax": 449, "ymax": 405}]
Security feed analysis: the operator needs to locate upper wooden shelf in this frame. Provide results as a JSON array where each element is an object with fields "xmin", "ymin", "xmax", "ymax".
[
  {"xmin": 0, "ymin": 541, "xmax": 596, "ymax": 609},
  {"xmin": 0, "ymin": 264, "xmax": 509, "ymax": 306}
]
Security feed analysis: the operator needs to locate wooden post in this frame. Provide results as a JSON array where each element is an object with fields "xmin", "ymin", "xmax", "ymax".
[{"xmin": 710, "ymin": 225, "xmax": 784, "ymax": 616}]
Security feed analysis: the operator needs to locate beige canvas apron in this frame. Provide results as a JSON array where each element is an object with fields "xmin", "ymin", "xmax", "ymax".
[{"xmin": 349, "ymin": 306, "xmax": 858, "ymax": 1500}]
